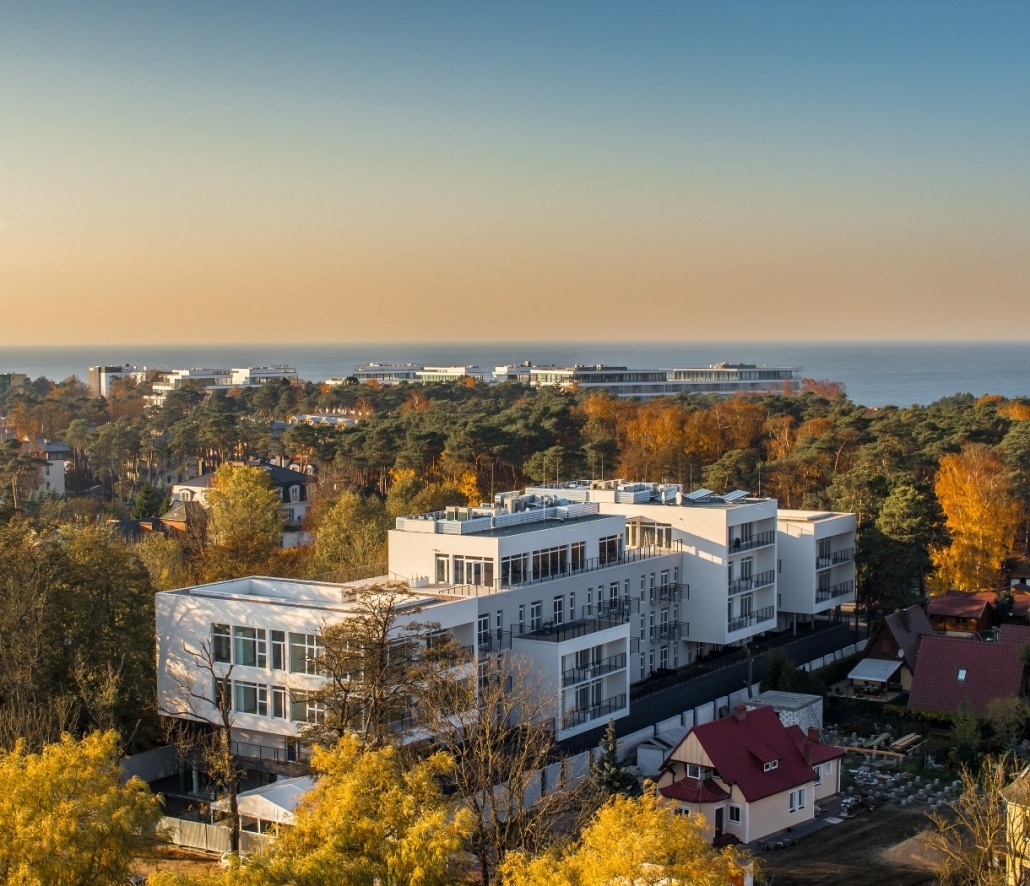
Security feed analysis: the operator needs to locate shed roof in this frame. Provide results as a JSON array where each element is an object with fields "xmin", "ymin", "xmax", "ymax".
[{"xmin": 848, "ymin": 658, "xmax": 902, "ymax": 683}]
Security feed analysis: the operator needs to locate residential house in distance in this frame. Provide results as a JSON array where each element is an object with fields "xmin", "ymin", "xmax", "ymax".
[
  {"xmin": 156, "ymin": 479, "xmax": 856, "ymax": 762},
  {"xmin": 927, "ymin": 591, "xmax": 997, "ymax": 636},
  {"xmin": 908, "ymin": 634, "xmax": 1027, "ymax": 717},
  {"xmin": 171, "ymin": 462, "xmax": 312, "ymax": 546},
  {"xmin": 847, "ymin": 605, "xmax": 933, "ymax": 695},
  {"xmin": 656, "ymin": 704, "xmax": 844, "ymax": 845}
]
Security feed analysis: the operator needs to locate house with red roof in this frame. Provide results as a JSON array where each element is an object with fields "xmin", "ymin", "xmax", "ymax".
[
  {"xmin": 927, "ymin": 591, "xmax": 996, "ymax": 635},
  {"xmin": 848, "ymin": 605, "xmax": 934, "ymax": 695},
  {"xmin": 908, "ymin": 634, "xmax": 1027, "ymax": 717},
  {"xmin": 656, "ymin": 704, "xmax": 844, "ymax": 845}
]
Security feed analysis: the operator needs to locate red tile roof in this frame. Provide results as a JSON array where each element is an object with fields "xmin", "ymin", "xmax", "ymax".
[
  {"xmin": 787, "ymin": 725, "xmax": 846, "ymax": 766},
  {"xmin": 998, "ymin": 624, "xmax": 1030, "ymax": 647},
  {"xmin": 659, "ymin": 777, "xmax": 731, "ymax": 804},
  {"xmin": 669, "ymin": 706, "xmax": 825, "ymax": 803},
  {"xmin": 909, "ymin": 635, "xmax": 1025, "ymax": 716}
]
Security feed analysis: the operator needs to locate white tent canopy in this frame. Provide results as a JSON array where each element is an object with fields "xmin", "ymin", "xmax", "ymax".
[
  {"xmin": 847, "ymin": 658, "xmax": 902, "ymax": 684},
  {"xmin": 216, "ymin": 776, "xmax": 314, "ymax": 827}
]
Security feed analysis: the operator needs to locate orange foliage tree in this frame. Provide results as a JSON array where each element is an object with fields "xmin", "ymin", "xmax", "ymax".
[{"xmin": 929, "ymin": 444, "xmax": 1024, "ymax": 592}]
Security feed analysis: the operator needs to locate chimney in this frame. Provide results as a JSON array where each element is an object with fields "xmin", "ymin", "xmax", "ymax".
[
  {"xmin": 733, "ymin": 704, "xmax": 747, "ymax": 723},
  {"xmin": 804, "ymin": 726, "xmax": 820, "ymax": 764}
]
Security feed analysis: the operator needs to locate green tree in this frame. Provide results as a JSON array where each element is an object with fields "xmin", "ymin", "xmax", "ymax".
[
  {"xmin": 0, "ymin": 731, "xmax": 162, "ymax": 885},
  {"xmin": 202, "ymin": 464, "xmax": 284, "ymax": 580},
  {"xmin": 308, "ymin": 491, "xmax": 390, "ymax": 580},
  {"xmin": 589, "ymin": 720, "xmax": 640, "ymax": 800}
]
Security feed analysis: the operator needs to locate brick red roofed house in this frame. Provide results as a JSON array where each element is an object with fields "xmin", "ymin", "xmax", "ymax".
[
  {"xmin": 848, "ymin": 605, "xmax": 934, "ymax": 695},
  {"xmin": 909, "ymin": 634, "xmax": 1028, "ymax": 717},
  {"xmin": 927, "ymin": 591, "xmax": 997, "ymax": 635},
  {"xmin": 656, "ymin": 705, "xmax": 844, "ymax": 845}
]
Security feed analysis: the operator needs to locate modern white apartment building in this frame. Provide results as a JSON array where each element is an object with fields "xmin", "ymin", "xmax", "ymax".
[
  {"xmin": 147, "ymin": 366, "xmax": 298, "ymax": 406},
  {"xmin": 156, "ymin": 481, "xmax": 853, "ymax": 757},
  {"xmin": 775, "ymin": 510, "xmax": 857, "ymax": 631}
]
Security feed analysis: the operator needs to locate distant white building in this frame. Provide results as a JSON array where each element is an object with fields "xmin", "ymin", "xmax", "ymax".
[
  {"xmin": 528, "ymin": 363, "xmax": 801, "ymax": 400},
  {"xmin": 157, "ymin": 480, "xmax": 855, "ymax": 759},
  {"xmin": 87, "ymin": 364, "xmax": 149, "ymax": 398},
  {"xmin": 147, "ymin": 367, "xmax": 298, "ymax": 406}
]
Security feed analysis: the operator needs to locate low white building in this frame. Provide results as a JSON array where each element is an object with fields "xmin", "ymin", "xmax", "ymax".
[{"xmin": 156, "ymin": 480, "xmax": 854, "ymax": 756}]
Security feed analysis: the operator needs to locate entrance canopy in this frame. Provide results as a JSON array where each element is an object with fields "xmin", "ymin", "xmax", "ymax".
[
  {"xmin": 217, "ymin": 776, "xmax": 314, "ymax": 826},
  {"xmin": 847, "ymin": 658, "xmax": 901, "ymax": 684}
]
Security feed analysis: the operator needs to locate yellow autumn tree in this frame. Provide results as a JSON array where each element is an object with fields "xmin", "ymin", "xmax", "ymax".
[
  {"xmin": 930, "ymin": 444, "xmax": 1023, "ymax": 592},
  {"xmin": 228, "ymin": 734, "xmax": 472, "ymax": 886},
  {"xmin": 0, "ymin": 731, "xmax": 162, "ymax": 885},
  {"xmin": 497, "ymin": 792, "xmax": 750, "ymax": 886}
]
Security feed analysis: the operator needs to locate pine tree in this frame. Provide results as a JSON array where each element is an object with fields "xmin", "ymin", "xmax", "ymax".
[{"xmin": 590, "ymin": 719, "xmax": 640, "ymax": 798}]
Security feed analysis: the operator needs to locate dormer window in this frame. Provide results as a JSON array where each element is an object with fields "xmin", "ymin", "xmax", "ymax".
[
  {"xmin": 686, "ymin": 763, "xmax": 704, "ymax": 780},
  {"xmin": 764, "ymin": 760, "xmax": 779, "ymax": 772}
]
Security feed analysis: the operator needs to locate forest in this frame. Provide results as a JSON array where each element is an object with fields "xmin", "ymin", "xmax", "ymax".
[{"xmin": 2, "ymin": 371, "xmax": 1029, "ymax": 882}]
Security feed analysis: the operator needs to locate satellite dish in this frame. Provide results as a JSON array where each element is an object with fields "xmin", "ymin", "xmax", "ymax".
[{"xmin": 897, "ymin": 649, "xmax": 905, "ymax": 658}]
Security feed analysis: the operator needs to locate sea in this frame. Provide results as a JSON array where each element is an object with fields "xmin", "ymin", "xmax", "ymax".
[{"xmin": 1, "ymin": 341, "xmax": 1027, "ymax": 409}]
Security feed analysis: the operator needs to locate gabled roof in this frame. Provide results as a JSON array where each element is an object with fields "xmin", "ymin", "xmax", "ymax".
[
  {"xmin": 927, "ymin": 591, "xmax": 995, "ymax": 620},
  {"xmin": 883, "ymin": 605, "xmax": 934, "ymax": 668},
  {"xmin": 909, "ymin": 635, "xmax": 1025, "ymax": 717},
  {"xmin": 666, "ymin": 705, "xmax": 825, "ymax": 803}
]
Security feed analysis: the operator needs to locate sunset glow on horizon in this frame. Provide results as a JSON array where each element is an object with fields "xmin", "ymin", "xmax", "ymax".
[{"xmin": 2, "ymin": 2, "xmax": 1029, "ymax": 346}]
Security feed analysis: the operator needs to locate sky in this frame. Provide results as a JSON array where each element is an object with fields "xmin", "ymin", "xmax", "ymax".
[{"xmin": 1, "ymin": 2, "xmax": 1029, "ymax": 346}]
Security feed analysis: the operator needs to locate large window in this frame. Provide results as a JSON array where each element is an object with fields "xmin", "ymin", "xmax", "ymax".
[
  {"xmin": 212, "ymin": 624, "xmax": 231, "ymax": 663},
  {"xmin": 454, "ymin": 556, "xmax": 494, "ymax": 587},
  {"xmin": 290, "ymin": 691, "xmax": 325, "ymax": 724},
  {"xmin": 533, "ymin": 546, "xmax": 567, "ymax": 580},
  {"xmin": 270, "ymin": 630, "xmax": 286, "ymax": 670},
  {"xmin": 789, "ymin": 787, "xmax": 806, "ymax": 812},
  {"xmin": 530, "ymin": 601, "xmax": 542, "ymax": 630},
  {"xmin": 599, "ymin": 535, "xmax": 621, "ymax": 564},
  {"xmin": 500, "ymin": 553, "xmax": 528, "ymax": 587},
  {"xmin": 233, "ymin": 627, "xmax": 267, "ymax": 668},
  {"xmin": 289, "ymin": 632, "xmax": 323, "ymax": 674},
  {"xmin": 553, "ymin": 595, "xmax": 565, "ymax": 625},
  {"xmin": 233, "ymin": 681, "xmax": 268, "ymax": 716}
]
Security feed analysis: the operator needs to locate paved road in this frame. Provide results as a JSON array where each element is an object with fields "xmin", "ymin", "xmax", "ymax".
[{"xmin": 559, "ymin": 622, "xmax": 860, "ymax": 754}]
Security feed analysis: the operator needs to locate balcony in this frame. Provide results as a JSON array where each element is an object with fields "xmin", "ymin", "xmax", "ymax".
[
  {"xmin": 477, "ymin": 628, "xmax": 512, "ymax": 654},
  {"xmin": 728, "ymin": 570, "xmax": 775, "ymax": 594},
  {"xmin": 562, "ymin": 653, "xmax": 628, "ymax": 687},
  {"xmin": 816, "ymin": 548, "xmax": 855, "ymax": 570},
  {"xmin": 816, "ymin": 580, "xmax": 855, "ymax": 603},
  {"xmin": 561, "ymin": 693, "xmax": 627, "ymax": 730},
  {"xmin": 656, "ymin": 582, "xmax": 688, "ymax": 603},
  {"xmin": 649, "ymin": 621, "xmax": 689, "ymax": 642},
  {"xmin": 515, "ymin": 615, "xmax": 629, "ymax": 644},
  {"xmin": 580, "ymin": 598, "xmax": 639, "ymax": 621},
  {"xmin": 727, "ymin": 605, "xmax": 776, "ymax": 634},
  {"xmin": 729, "ymin": 530, "xmax": 775, "ymax": 553}
]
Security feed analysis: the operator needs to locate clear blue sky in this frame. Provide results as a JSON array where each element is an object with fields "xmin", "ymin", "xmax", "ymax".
[{"xmin": 2, "ymin": 2, "xmax": 1028, "ymax": 344}]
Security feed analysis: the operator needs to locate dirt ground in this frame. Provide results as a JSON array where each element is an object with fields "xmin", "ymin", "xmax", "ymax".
[
  {"xmin": 132, "ymin": 845, "xmax": 222, "ymax": 880},
  {"xmin": 754, "ymin": 804, "xmax": 938, "ymax": 886}
]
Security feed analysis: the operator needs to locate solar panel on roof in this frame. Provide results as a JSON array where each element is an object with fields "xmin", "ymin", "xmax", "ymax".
[
  {"xmin": 684, "ymin": 488, "xmax": 714, "ymax": 502},
  {"xmin": 722, "ymin": 490, "xmax": 749, "ymax": 502}
]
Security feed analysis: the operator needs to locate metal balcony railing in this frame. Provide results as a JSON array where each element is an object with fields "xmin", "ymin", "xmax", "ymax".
[
  {"xmin": 727, "ymin": 605, "xmax": 776, "ymax": 634},
  {"xmin": 816, "ymin": 548, "xmax": 854, "ymax": 570},
  {"xmin": 728, "ymin": 530, "xmax": 776, "ymax": 553},
  {"xmin": 656, "ymin": 582, "xmax": 688, "ymax": 603},
  {"xmin": 728, "ymin": 570, "xmax": 775, "ymax": 594},
  {"xmin": 561, "ymin": 693, "xmax": 628, "ymax": 730},
  {"xmin": 477, "ymin": 628, "xmax": 512, "ymax": 653},
  {"xmin": 816, "ymin": 580, "xmax": 855, "ymax": 603},
  {"xmin": 562, "ymin": 653, "xmax": 628, "ymax": 687},
  {"xmin": 515, "ymin": 615, "xmax": 628, "ymax": 644},
  {"xmin": 649, "ymin": 621, "xmax": 689, "ymax": 642}
]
